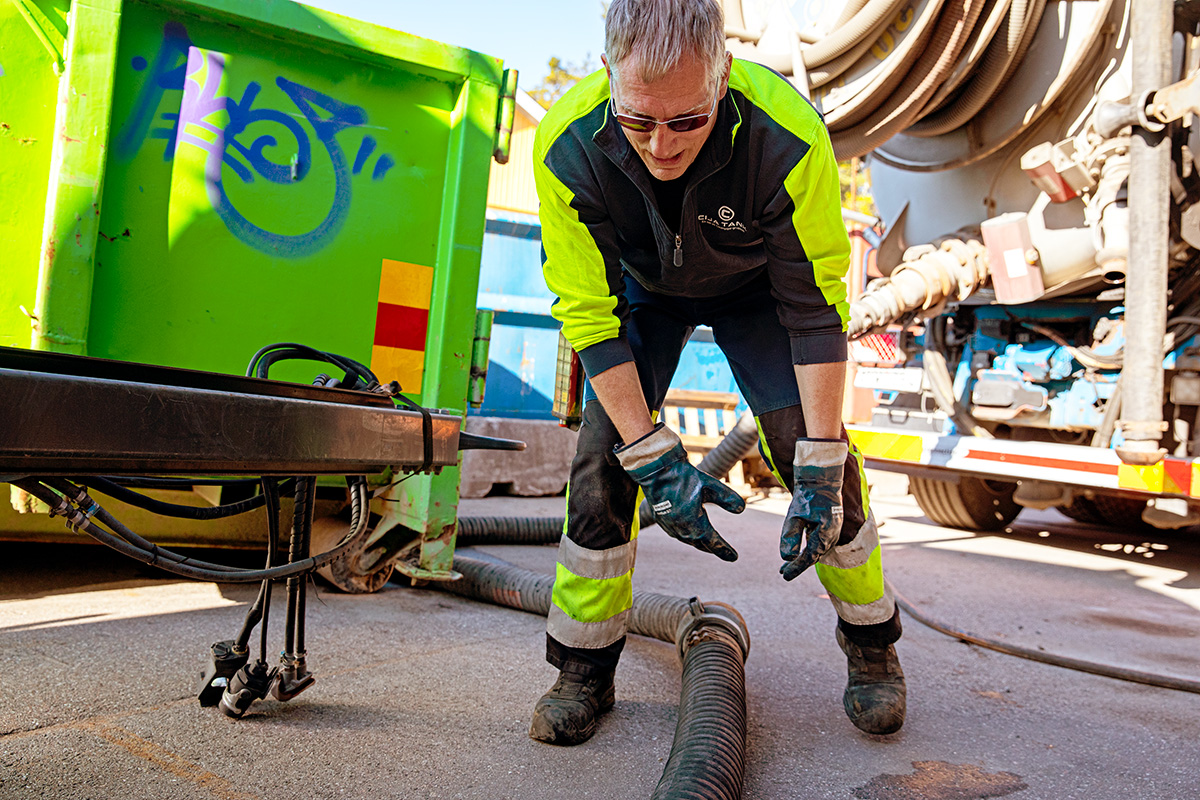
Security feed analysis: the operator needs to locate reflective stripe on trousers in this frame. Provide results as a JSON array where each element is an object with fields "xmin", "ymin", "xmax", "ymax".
[
  {"xmin": 816, "ymin": 511, "xmax": 895, "ymax": 625},
  {"xmin": 759, "ymin": 421, "xmax": 895, "ymax": 625},
  {"xmin": 547, "ymin": 503, "xmax": 641, "ymax": 649}
]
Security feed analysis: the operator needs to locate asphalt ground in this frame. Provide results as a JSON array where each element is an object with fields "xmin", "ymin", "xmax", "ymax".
[{"xmin": 2, "ymin": 473, "xmax": 1199, "ymax": 799}]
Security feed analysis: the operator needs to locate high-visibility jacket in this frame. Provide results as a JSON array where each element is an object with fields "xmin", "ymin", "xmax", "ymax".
[{"xmin": 534, "ymin": 58, "xmax": 853, "ymax": 380}]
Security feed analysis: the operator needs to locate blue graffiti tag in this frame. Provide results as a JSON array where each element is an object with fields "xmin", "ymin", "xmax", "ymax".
[
  {"xmin": 116, "ymin": 21, "xmax": 191, "ymax": 161},
  {"xmin": 117, "ymin": 23, "xmax": 395, "ymax": 257}
]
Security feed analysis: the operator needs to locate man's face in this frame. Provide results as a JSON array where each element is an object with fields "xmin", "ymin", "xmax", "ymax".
[{"xmin": 605, "ymin": 52, "xmax": 728, "ymax": 182}]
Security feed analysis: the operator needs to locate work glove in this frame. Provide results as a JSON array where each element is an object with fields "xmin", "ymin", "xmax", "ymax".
[
  {"xmin": 615, "ymin": 423, "xmax": 745, "ymax": 561},
  {"xmin": 780, "ymin": 438, "xmax": 847, "ymax": 581}
]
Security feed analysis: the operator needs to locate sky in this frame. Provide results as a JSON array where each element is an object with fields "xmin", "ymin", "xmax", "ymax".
[{"xmin": 297, "ymin": 0, "xmax": 608, "ymax": 92}]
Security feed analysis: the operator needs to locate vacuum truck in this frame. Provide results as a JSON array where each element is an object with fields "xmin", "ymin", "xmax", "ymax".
[{"xmin": 722, "ymin": 0, "xmax": 1200, "ymax": 532}]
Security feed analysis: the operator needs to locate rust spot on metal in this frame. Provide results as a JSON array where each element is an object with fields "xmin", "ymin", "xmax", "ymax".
[{"xmin": 853, "ymin": 761, "xmax": 1027, "ymax": 800}]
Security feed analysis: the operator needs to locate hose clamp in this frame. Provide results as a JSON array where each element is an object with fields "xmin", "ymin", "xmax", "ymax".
[
  {"xmin": 66, "ymin": 500, "xmax": 100, "ymax": 534},
  {"xmin": 675, "ymin": 598, "xmax": 751, "ymax": 663}
]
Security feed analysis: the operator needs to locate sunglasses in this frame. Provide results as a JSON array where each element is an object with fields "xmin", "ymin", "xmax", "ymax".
[{"xmin": 611, "ymin": 93, "xmax": 719, "ymax": 134}]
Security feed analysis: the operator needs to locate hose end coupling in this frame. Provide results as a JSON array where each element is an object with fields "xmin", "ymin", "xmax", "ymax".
[{"xmin": 675, "ymin": 597, "xmax": 751, "ymax": 663}]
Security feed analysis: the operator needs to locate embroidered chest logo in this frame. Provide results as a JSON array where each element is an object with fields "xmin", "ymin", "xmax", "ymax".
[{"xmin": 698, "ymin": 205, "xmax": 747, "ymax": 232}]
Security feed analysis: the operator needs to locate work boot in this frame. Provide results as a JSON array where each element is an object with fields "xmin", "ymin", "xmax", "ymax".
[
  {"xmin": 836, "ymin": 627, "xmax": 906, "ymax": 735},
  {"xmin": 529, "ymin": 665, "xmax": 615, "ymax": 745}
]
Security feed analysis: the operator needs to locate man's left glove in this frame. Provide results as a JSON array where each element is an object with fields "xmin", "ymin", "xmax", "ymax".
[
  {"xmin": 615, "ymin": 423, "xmax": 745, "ymax": 562},
  {"xmin": 780, "ymin": 438, "xmax": 848, "ymax": 581}
]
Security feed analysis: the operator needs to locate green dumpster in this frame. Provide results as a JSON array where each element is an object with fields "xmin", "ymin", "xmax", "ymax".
[{"xmin": 1, "ymin": 0, "xmax": 514, "ymax": 584}]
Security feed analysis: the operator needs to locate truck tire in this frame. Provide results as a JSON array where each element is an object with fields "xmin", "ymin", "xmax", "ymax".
[
  {"xmin": 1056, "ymin": 494, "xmax": 1147, "ymax": 529},
  {"xmin": 909, "ymin": 475, "xmax": 1021, "ymax": 531}
]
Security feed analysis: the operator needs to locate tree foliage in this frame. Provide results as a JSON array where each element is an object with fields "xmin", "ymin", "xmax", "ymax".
[
  {"xmin": 528, "ymin": 56, "xmax": 597, "ymax": 109},
  {"xmin": 839, "ymin": 158, "xmax": 876, "ymax": 217}
]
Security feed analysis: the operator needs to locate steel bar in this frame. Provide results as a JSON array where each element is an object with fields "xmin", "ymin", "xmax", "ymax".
[
  {"xmin": 1116, "ymin": 0, "xmax": 1174, "ymax": 464},
  {"xmin": 0, "ymin": 362, "xmax": 461, "ymax": 475}
]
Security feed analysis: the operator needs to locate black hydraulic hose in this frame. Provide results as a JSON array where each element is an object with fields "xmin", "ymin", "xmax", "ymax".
[
  {"xmin": 44, "ymin": 476, "xmax": 353, "ymax": 579},
  {"xmin": 456, "ymin": 412, "xmax": 763, "ymax": 544},
  {"xmin": 39, "ymin": 478, "xmax": 239, "ymax": 573},
  {"xmin": 286, "ymin": 477, "xmax": 317, "ymax": 658},
  {"xmin": 246, "ymin": 342, "xmax": 376, "ymax": 388},
  {"xmin": 237, "ymin": 478, "xmax": 283, "ymax": 652},
  {"xmin": 236, "ymin": 563, "xmax": 269, "ymax": 650},
  {"xmin": 260, "ymin": 479, "xmax": 279, "ymax": 662},
  {"xmin": 99, "ymin": 476, "xmax": 267, "ymax": 488},
  {"xmin": 15, "ymin": 477, "xmax": 369, "ymax": 584},
  {"xmin": 442, "ymin": 555, "xmax": 748, "ymax": 800},
  {"xmin": 260, "ymin": 576, "xmax": 272, "ymax": 662},
  {"xmin": 890, "ymin": 582, "xmax": 1200, "ymax": 694},
  {"xmin": 73, "ymin": 475, "xmax": 295, "ymax": 520},
  {"xmin": 298, "ymin": 533, "xmax": 310, "ymax": 657}
]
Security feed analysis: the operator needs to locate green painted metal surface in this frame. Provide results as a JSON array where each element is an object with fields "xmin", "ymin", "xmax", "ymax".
[
  {"xmin": 33, "ymin": 0, "xmax": 122, "ymax": 354},
  {"xmin": 0, "ymin": 0, "xmax": 69, "ymax": 349},
  {"xmin": 2, "ymin": 0, "xmax": 507, "ymax": 560}
]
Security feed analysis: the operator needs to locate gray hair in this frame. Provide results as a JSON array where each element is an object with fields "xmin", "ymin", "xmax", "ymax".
[{"xmin": 606, "ymin": 0, "xmax": 727, "ymax": 88}]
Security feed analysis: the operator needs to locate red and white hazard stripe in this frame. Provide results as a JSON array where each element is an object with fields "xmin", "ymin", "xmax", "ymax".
[{"xmin": 847, "ymin": 426, "xmax": 1198, "ymax": 498}]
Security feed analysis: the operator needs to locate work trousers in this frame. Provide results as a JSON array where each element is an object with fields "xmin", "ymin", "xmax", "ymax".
[{"xmin": 547, "ymin": 272, "xmax": 901, "ymax": 675}]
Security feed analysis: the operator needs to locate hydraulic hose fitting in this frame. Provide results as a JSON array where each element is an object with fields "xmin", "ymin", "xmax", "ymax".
[
  {"xmin": 219, "ymin": 659, "xmax": 273, "ymax": 719},
  {"xmin": 197, "ymin": 640, "xmax": 250, "ymax": 707},
  {"xmin": 675, "ymin": 598, "xmax": 751, "ymax": 663},
  {"xmin": 270, "ymin": 652, "xmax": 316, "ymax": 701}
]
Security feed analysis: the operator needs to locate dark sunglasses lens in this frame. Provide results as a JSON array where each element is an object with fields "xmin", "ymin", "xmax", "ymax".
[
  {"xmin": 616, "ymin": 115, "xmax": 656, "ymax": 133},
  {"xmin": 666, "ymin": 113, "xmax": 710, "ymax": 132}
]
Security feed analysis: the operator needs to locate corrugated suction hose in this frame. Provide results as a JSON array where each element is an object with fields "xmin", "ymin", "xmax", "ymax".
[
  {"xmin": 456, "ymin": 410, "xmax": 762, "ymax": 546},
  {"xmin": 440, "ymin": 555, "xmax": 750, "ymax": 800},
  {"xmin": 456, "ymin": 515, "xmax": 564, "ymax": 546}
]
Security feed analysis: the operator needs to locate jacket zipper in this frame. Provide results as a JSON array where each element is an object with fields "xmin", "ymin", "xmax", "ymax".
[{"xmin": 592, "ymin": 95, "xmax": 740, "ymax": 276}]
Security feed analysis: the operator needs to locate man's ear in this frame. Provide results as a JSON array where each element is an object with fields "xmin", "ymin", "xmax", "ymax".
[
  {"xmin": 602, "ymin": 53, "xmax": 611, "ymax": 81},
  {"xmin": 719, "ymin": 51, "xmax": 732, "ymax": 99}
]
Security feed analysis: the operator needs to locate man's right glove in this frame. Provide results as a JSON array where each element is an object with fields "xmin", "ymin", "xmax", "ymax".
[
  {"xmin": 780, "ymin": 437, "xmax": 848, "ymax": 581},
  {"xmin": 615, "ymin": 423, "xmax": 745, "ymax": 561}
]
